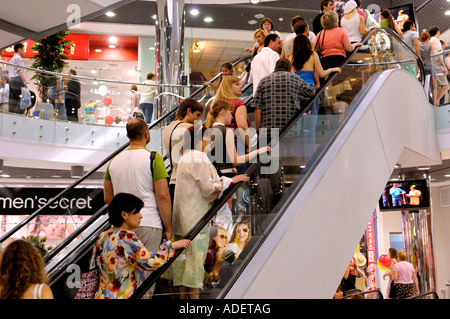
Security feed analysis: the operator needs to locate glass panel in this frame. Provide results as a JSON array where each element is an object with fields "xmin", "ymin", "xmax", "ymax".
[{"xmin": 133, "ymin": 28, "xmax": 423, "ymax": 299}]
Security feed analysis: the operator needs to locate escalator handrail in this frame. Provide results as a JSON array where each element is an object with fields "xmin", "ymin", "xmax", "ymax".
[
  {"xmin": 130, "ymin": 26, "xmax": 425, "ymax": 299},
  {"xmin": 407, "ymin": 291, "xmax": 439, "ymax": 299},
  {"xmin": 0, "ymin": 56, "xmax": 251, "ymax": 244}
]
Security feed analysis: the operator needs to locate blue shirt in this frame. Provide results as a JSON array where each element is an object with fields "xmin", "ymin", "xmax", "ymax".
[{"xmin": 390, "ymin": 187, "xmax": 405, "ymax": 198}]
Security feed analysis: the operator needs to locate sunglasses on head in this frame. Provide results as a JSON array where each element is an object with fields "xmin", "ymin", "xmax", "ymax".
[{"xmin": 237, "ymin": 228, "xmax": 249, "ymax": 233}]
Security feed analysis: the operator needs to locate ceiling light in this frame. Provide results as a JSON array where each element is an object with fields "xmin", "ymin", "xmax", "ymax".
[
  {"xmin": 445, "ymin": 174, "xmax": 450, "ymax": 178},
  {"xmin": 109, "ymin": 36, "xmax": 118, "ymax": 44},
  {"xmin": 204, "ymin": 17, "xmax": 213, "ymax": 23},
  {"xmin": 95, "ymin": 49, "xmax": 102, "ymax": 53},
  {"xmin": 248, "ymin": 20, "xmax": 258, "ymax": 25},
  {"xmin": 250, "ymin": 0, "xmax": 261, "ymax": 3},
  {"xmin": 90, "ymin": 69, "xmax": 97, "ymax": 74},
  {"xmin": 149, "ymin": 47, "xmax": 155, "ymax": 50},
  {"xmin": 190, "ymin": 9, "xmax": 199, "ymax": 16},
  {"xmin": 152, "ymin": 15, "xmax": 157, "ymax": 20},
  {"xmin": 105, "ymin": 11, "xmax": 115, "ymax": 17},
  {"xmin": 108, "ymin": 44, "xmax": 116, "ymax": 49},
  {"xmin": 446, "ymin": 11, "xmax": 450, "ymax": 15},
  {"xmin": 418, "ymin": 167, "xmax": 430, "ymax": 170},
  {"xmin": 0, "ymin": 174, "xmax": 10, "ymax": 178}
]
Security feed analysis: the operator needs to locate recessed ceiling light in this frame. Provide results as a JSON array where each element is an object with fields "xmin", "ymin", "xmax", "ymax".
[
  {"xmin": 250, "ymin": 0, "xmax": 261, "ymax": 4},
  {"xmin": 445, "ymin": 174, "xmax": 450, "ymax": 177},
  {"xmin": 108, "ymin": 44, "xmax": 116, "ymax": 49},
  {"xmin": 190, "ymin": 9, "xmax": 199, "ymax": 16},
  {"xmin": 0, "ymin": 174, "xmax": 10, "ymax": 178},
  {"xmin": 248, "ymin": 20, "xmax": 257, "ymax": 25},
  {"xmin": 204, "ymin": 17, "xmax": 213, "ymax": 23},
  {"xmin": 109, "ymin": 36, "xmax": 118, "ymax": 44},
  {"xmin": 446, "ymin": 11, "xmax": 450, "ymax": 15},
  {"xmin": 152, "ymin": 15, "xmax": 157, "ymax": 20},
  {"xmin": 418, "ymin": 167, "xmax": 430, "ymax": 170},
  {"xmin": 95, "ymin": 49, "xmax": 102, "ymax": 53},
  {"xmin": 149, "ymin": 47, "xmax": 155, "ymax": 50},
  {"xmin": 105, "ymin": 11, "xmax": 115, "ymax": 17},
  {"xmin": 91, "ymin": 69, "xmax": 97, "ymax": 74}
]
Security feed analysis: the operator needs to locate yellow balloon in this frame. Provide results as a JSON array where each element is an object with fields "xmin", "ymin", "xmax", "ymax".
[{"xmin": 377, "ymin": 259, "xmax": 387, "ymax": 271}]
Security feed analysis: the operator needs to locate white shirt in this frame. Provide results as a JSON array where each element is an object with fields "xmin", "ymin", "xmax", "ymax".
[
  {"xmin": 0, "ymin": 83, "xmax": 9, "ymax": 103},
  {"xmin": 249, "ymin": 47, "xmax": 280, "ymax": 96},
  {"xmin": 8, "ymin": 53, "xmax": 24, "ymax": 78},
  {"xmin": 284, "ymin": 32, "xmax": 316, "ymax": 58},
  {"xmin": 285, "ymin": 31, "xmax": 316, "ymax": 44},
  {"xmin": 341, "ymin": 15, "xmax": 362, "ymax": 43},
  {"xmin": 106, "ymin": 149, "xmax": 162, "ymax": 229},
  {"xmin": 138, "ymin": 79, "xmax": 156, "ymax": 104}
]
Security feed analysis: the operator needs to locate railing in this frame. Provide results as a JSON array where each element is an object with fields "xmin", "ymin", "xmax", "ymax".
[
  {"xmin": 130, "ymin": 27, "xmax": 425, "ymax": 299},
  {"xmin": 343, "ymin": 289, "xmax": 384, "ymax": 299},
  {"xmin": 407, "ymin": 291, "xmax": 439, "ymax": 299},
  {"xmin": 0, "ymin": 56, "xmax": 251, "ymax": 264}
]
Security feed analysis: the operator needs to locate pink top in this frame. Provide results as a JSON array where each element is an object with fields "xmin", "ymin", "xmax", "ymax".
[
  {"xmin": 315, "ymin": 27, "xmax": 351, "ymax": 58},
  {"xmin": 393, "ymin": 261, "xmax": 415, "ymax": 284}
]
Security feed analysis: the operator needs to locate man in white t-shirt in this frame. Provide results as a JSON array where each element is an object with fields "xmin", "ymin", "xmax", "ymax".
[
  {"xmin": 8, "ymin": 43, "xmax": 27, "ymax": 114},
  {"xmin": 402, "ymin": 21, "xmax": 421, "ymax": 60},
  {"xmin": 282, "ymin": 15, "xmax": 316, "ymax": 59},
  {"xmin": 249, "ymin": 33, "xmax": 281, "ymax": 96},
  {"xmin": 138, "ymin": 72, "xmax": 156, "ymax": 124},
  {"xmin": 104, "ymin": 118, "xmax": 171, "ymax": 252}
]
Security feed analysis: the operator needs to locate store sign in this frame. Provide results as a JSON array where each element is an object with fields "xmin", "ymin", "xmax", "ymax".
[
  {"xmin": 366, "ymin": 215, "xmax": 377, "ymax": 290},
  {"xmin": 0, "ymin": 187, "xmax": 104, "ymax": 215},
  {"xmin": 1, "ymin": 34, "xmax": 89, "ymax": 60}
]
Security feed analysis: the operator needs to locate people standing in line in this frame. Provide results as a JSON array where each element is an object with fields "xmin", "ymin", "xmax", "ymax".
[
  {"xmin": 383, "ymin": 247, "xmax": 398, "ymax": 299},
  {"xmin": 379, "ymin": 9, "xmax": 403, "ymax": 39},
  {"xmin": 49, "ymin": 74, "xmax": 67, "ymax": 121},
  {"xmin": 253, "ymin": 58, "xmax": 315, "ymax": 139},
  {"xmin": 211, "ymin": 75, "xmax": 252, "ymax": 173},
  {"xmin": 429, "ymin": 26, "xmax": 449, "ymax": 106},
  {"xmin": 0, "ymin": 239, "xmax": 54, "ymax": 299},
  {"xmin": 8, "ymin": 43, "xmax": 27, "ymax": 114},
  {"xmin": 290, "ymin": 34, "xmax": 341, "ymax": 91},
  {"xmin": 138, "ymin": 72, "xmax": 157, "ymax": 124},
  {"xmin": 391, "ymin": 250, "xmax": 420, "ymax": 299},
  {"xmin": 65, "ymin": 69, "xmax": 81, "ymax": 122},
  {"xmin": 420, "ymin": 32, "xmax": 438, "ymax": 106},
  {"xmin": 203, "ymin": 62, "xmax": 233, "ymax": 92},
  {"xmin": 402, "ymin": 21, "xmax": 421, "ymax": 61},
  {"xmin": 282, "ymin": 19, "xmax": 314, "ymax": 60},
  {"xmin": 163, "ymin": 98, "xmax": 204, "ymax": 201},
  {"xmin": 340, "ymin": 1, "xmax": 371, "ymax": 44},
  {"xmin": 315, "ymin": 10, "xmax": 362, "ymax": 72},
  {"xmin": 0, "ymin": 76, "xmax": 9, "ymax": 112},
  {"xmin": 248, "ymin": 33, "xmax": 281, "ymax": 96},
  {"xmin": 171, "ymin": 125, "xmax": 249, "ymax": 299},
  {"xmin": 93, "ymin": 193, "xmax": 190, "ymax": 299},
  {"xmin": 312, "ymin": 0, "xmax": 335, "ymax": 35},
  {"xmin": 103, "ymin": 118, "xmax": 172, "ymax": 298}
]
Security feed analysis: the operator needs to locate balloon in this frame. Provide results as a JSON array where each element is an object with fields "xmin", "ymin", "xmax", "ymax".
[
  {"xmin": 377, "ymin": 260, "xmax": 387, "ymax": 271},
  {"xmin": 378, "ymin": 254, "xmax": 392, "ymax": 268},
  {"xmin": 105, "ymin": 115, "xmax": 114, "ymax": 125},
  {"xmin": 103, "ymin": 96, "xmax": 112, "ymax": 107},
  {"xmin": 98, "ymin": 85, "xmax": 108, "ymax": 97}
]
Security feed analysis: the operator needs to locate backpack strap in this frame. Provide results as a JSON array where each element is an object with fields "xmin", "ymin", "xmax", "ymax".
[{"xmin": 150, "ymin": 151, "xmax": 156, "ymax": 184}]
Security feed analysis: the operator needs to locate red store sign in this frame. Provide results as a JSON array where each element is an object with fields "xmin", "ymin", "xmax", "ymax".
[{"xmin": 2, "ymin": 33, "xmax": 89, "ymax": 60}]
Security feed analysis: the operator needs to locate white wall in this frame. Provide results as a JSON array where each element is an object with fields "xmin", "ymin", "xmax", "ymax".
[{"xmin": 430, "ymin": 185, "xmax": 450, "ymax": 299}]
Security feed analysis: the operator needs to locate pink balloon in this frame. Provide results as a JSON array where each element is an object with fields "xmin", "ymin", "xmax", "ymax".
[
  {"xmin": 378, "ymin": 254, "xmax": 392, "ymax": 268},
  {"xmin": 105, "ymin": 115, "xmax": 114, "ymax": 125},
  {"xmin": 103, "ymin": 96, "xmax": 112, "ymax": 107}
]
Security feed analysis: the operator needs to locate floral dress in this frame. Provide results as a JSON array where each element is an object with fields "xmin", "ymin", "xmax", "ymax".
[{"xmin": 93, "ymin": 229, "xmax": 174, "ymax": 299}]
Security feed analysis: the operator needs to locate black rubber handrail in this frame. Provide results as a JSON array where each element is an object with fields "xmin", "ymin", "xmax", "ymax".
[
  {"xmin": 0, "ymin": 56, "xmax": 251, "ymax": 245},
  {"xmin": 130, "ymin": 26, "xmax": 425, "ymax": 299},
  {"xmin": 343, "ymin": 289, "xmax": 384, "ymax": 299},
  {"xmin": 407, "ymin": 291, "xmax": 439, "ymax": 299}
]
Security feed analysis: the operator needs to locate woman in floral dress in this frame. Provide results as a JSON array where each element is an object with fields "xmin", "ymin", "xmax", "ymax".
[{"xmin": 93, "ymin": 193, "xmax": 190, "ymax": 299}]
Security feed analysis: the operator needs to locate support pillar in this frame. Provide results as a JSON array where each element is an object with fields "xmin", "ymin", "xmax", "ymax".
[
  {"xmin": 401, "ymin": 210, "xmax": 437, "ymax": 294},
  {"xmin": 155, "ymin": 0, "xmax": 185, "ymax": 117}
]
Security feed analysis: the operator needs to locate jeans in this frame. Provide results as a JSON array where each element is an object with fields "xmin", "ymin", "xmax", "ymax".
[{"xmin": 139, "ymin": 103, "xmax": 154, "ymax": 124}]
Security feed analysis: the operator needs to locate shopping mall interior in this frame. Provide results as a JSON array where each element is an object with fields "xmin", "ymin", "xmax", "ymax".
[{"xmin": 0, "ymin": 0, "xmax": 449, "ymax": 300}]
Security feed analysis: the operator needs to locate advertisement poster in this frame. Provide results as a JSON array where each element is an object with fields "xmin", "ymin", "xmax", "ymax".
[{"xmin": 366, "ymin": 215, "xmax": 377, "ymax": 290}]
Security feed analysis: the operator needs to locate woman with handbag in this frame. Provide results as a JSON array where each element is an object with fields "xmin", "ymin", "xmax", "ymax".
[
  {"xmin": 383, "ymin": 247, "xmax": 398, "ymax": 299},
  {"xmin": 314, "ymin": 10, "xmax": 362, "ymax": 72}
]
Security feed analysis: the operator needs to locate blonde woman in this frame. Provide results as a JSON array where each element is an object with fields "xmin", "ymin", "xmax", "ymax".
[
  {"xmin": 227, "ymin": 220, "xmax": 251, "ymax": 259},
  {"xmin": 340, "ymin": 0, "xmax": 371, "ymax": 44},
  {"xmin": 392, "ymin": 250, "xmax": 419, "ymax": 298}
]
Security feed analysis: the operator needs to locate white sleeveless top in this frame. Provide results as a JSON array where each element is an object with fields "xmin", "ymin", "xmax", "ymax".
[
  {"xmin": 33, "ymin": 284, "xmax": 44, "ymax": 299},
  {"xmin": 341, "ymin": 15, "xmax": 361, "ymax": 43}
]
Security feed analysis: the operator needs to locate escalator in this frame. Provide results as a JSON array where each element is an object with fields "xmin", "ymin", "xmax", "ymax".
[{"xmin": 1, "ymin": 28, "xmax": 438, "ymax": 299}]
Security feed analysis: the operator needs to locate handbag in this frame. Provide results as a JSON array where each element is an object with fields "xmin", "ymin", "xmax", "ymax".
[
  {"xmin": 19, "ymin": 87, "xmax": 31, "ymax": 109},
  {"xmin": 388, "ymin": 280, "xmax": 397, "ymax": 298},
  {"xmin": 74, "ymin": 268, "xmax": 99, "ymax": 299},
  {"xmin": 315, "ymin": 30, "xmax": 326, "ymax": 59}
]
